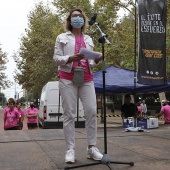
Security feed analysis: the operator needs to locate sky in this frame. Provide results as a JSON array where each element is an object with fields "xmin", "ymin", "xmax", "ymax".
[
  {"xmin": 0, "ymin": 0, "xmax": 52, "ymax": 99},
  {"xmin": 0, "ymin": 0, "xmax": 126, "ymax": 100}
]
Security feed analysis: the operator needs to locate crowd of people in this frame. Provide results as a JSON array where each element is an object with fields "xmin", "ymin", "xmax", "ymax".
[
  {"xmin": 4, "ymin": 95, "xmax": 169, "ymax": 129},
  {"xmin": 121, "ymin": 94, "xmax": 148, "ymax": 119},
  {"xmin": 3, "ymin": 98, "xmax": 38, "ymax": 130},
  {"xmin": 121, "ymin": 94, "xmax": 170, "ymax": 125}
]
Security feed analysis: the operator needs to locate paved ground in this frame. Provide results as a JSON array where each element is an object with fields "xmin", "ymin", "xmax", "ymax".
[{"xmin": 0, "ymin": 108, "xmax": 170, "ymax": 170}]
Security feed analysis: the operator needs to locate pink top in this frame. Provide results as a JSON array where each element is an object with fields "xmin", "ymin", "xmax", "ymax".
[
  {"xmin": 18, "ymin": 109, "xmax": 25, "ymax": 117},
  {"xmin": 59, "ymin": 34, "xmax": 93, "ymax": 82},
  {"xmin": 137, "ymin": 105, "xmax": 143, "ymax": 116},
  {"xmin": 17, "ymin": 109, "xmax": 25, "ymax": 124},
  {"xmin": 26, "ymin": 108, "xmax": 38, "ymax": 124},
  {"xmin": 4, "ymin": 107, "xmax": 9, "ymax": 112},
  {"xmin": 161, "ymin": 105, "xmax": 170, "ymax": 123},
  {"xmin": 4, "ymin": 108, "xmax": 20, "ymax": 129}
]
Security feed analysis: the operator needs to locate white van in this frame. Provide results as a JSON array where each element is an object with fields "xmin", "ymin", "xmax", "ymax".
[{"xmin": 38, "ymin": 81, "xmax": 85, "ymax": 129}]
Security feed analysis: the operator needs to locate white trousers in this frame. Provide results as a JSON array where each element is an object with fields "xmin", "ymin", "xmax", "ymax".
[{"xmin": 59, "ymin": 79, "xmax": 97, "ymax": 149}]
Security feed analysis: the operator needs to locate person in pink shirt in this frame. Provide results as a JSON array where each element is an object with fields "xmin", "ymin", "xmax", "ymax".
[
  {"xmin": 16, "ymin": 102, "xmax": 25, "ymax": 130},
  {"xmin": 4, "ymin": 100, "xmax": 21, "ymax": 130},
  {"xmin": 136, "ymin": 101, "xmax": 143, "ymax": 117},
  {"xmin": 4, "ymin": 98, "xmax": 15, "ymax": 113},
  {"xmin": 156, "ymin": 99, "xmax": 170, "ymax": 124},
  {"xmin": 26, "ymin": 101, "xmax": 38, "ymax": 130}
]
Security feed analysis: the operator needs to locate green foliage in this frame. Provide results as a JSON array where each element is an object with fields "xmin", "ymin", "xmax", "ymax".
[
  {"xmin": 0, "ymin": 46, "xmax": 11, "ymax": 88},
  {"xmin": 18, "ymin": 97, "xmax": 26, "ymax": 104},
  {"xmin": 0, "ymin": 92, "xmax": 6, "ymax": 106},
  {"xmin": 106, "ymin": 14, "xmax": 136, "ymax": 70},
  {"xmin": 106, "ymin": 102, "xmax": 114, "ymax": 109},
  {"xmin": 13, "ymin": 3, "xmax": 62, "ymax": 97},
  {"xmin": 86, "ymin": 0, "xmax": 137, "ymax": 71},
  {"xmin": 52, "ymin": 0, "xmax": 92, "ymax": 18}
]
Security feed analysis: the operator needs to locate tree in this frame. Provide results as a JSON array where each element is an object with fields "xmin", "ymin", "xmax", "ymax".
[
  {"xmin": 86, "ymin": 0, "xmax": 120, "ymax": 71},
  {"xmin": 0, "ymin": 92, "xmax": 6, "ymax": 106},
  {"xmin": 18, "ymin": 97, "xmax": 26, "ymax": 104},
  {"xmin": 107, "ymin": 10, "xmax": 136, "ymax": 70},
  {"xmin": 13, "ymin": 2, "xmax": 62, "ymax": 97},
  {"xmin": 0, "ymin": 46, "xmax": 11, "ymax": 88},
  {"xmin": 52, "ymin": 0, "xmax": 92, "ymax": 19}
]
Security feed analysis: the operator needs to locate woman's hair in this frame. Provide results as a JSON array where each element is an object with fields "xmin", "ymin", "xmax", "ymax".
[
  {"xmin": 8, "ymin": 98, "xmax": 14, "ymax": 103},
  {"xmin": 17, "ymin": 102, "xmax": 22, "ymax": 106},
  {"xmin": 8, "ymin": 100, "xmax": 15, "ymax": 105},
  {"xmin": 66, "ymin": 8, "xmax": 87, "ymax": 32},
  {"xmin": 7, "ymin": 98, "xmax": 15, "ymax": 106}
]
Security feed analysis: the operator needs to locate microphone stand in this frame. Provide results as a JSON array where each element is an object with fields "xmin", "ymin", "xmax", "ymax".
[{"xmin": 64, "ymin": 21, "xmax": 134, "ymax": 170}]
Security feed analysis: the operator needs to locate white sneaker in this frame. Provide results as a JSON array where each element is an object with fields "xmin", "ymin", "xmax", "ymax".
[
  {"xmin": 65, "ymin": 149, "xmax": 75, "ymax": 163},
  {"xmin": 87, "ymin": 146, "xmax": 103, "ymax": 160}
]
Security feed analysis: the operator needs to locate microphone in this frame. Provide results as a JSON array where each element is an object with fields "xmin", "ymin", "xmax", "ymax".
[{"xmin": 89, "ymin": 14, "xmax": 97, "ymax": 26}]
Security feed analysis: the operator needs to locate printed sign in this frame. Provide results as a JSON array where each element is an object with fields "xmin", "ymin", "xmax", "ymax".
[{"xmin": 137, "ymin": 0, "xmax": 167, "ymax": 85}]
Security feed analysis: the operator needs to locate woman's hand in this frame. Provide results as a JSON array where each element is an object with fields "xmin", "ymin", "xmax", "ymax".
[
  {"xmin": 67, "ymin": 54, "xmax": 84, "ymax": 63},
  {"xmin": 95, "ymin": 56, "xmax": 103, "ymax": 64}
]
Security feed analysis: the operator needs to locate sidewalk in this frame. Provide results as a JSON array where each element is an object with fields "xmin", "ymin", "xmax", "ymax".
[{"xmin": 0, "ymin": 115, "xmax": 169, "ymax": 170}]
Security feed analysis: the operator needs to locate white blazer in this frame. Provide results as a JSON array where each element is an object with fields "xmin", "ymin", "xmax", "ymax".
[{"xmin": 53, "ymin": 31, "xmax": 96, "ymax": 73}]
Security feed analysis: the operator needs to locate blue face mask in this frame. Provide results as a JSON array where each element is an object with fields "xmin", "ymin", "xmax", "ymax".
[{"xmin": 71, "ymin": 16, "xmax": 84, "ymax": 28}]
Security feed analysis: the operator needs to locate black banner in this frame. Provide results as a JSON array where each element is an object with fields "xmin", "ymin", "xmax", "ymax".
[{"xmin": 137, "ymin": 0, "xmax": 167, "ymax": 85}]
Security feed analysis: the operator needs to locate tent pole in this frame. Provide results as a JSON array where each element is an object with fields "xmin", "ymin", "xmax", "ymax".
[{"xmin": 134, "ymin": 0, "xmax": 137, "ymax": 127}]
